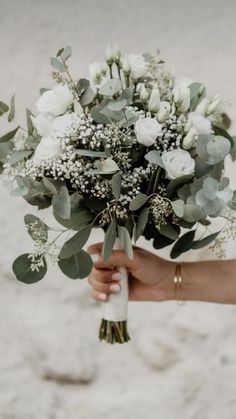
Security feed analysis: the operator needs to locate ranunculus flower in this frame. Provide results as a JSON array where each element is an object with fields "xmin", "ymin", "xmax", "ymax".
[
  {"xmin": 128, "ymin": 54, "xmax": 147, "ymax": 80},
  {"xmin": 134, "ymin": 117, "xmax": 162, "ymax": 147},
  {"xmin": 162, "ymin": 149, "xmax": 195, "ymax": 179},
  {"xmin": 36, "ymin": 84, "xmax": 73, "ymax": 116},
  {"xmin": 31, "ymin": 114, "xmax": 53, "ymax": 137},
  {"xmin": 188, "ymin": 112, "xmax": 212, "ymax": 135},
  {"xmin": 34, "ymin": 136, "xmax": 61, "ymax": 162}
]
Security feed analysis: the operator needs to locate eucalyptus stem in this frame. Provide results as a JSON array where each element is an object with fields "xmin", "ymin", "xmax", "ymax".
[{"xmin": 109, "ymin": 64, "xmax": 113, "ymax": 79}]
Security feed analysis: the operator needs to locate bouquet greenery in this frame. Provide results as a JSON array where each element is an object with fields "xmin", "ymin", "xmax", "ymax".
[{"xmin": 0, "ymin": 46, "xmax": 235, "ymax": 343}]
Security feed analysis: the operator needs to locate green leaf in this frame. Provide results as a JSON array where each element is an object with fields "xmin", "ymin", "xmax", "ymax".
[
  {"xmin": 55, "ymin": 205, "xmax": 94, "ymax": 230},
  {"xmin": 56, "ymin": 47, "xmax": 65, "ymax": 57},
  {"xmin": 117, "ymin": 226, "xmax": 133, "ymax": 259},
  {"xmin": 166, "ymin": 175, "xmax": 194, "ymax": 198},
  {"xmin": 191, "ymin": 231, "xmax": 220, "ymax": 250},
  {"xmin": 170, "ymin": 230, "xmax": 196, "ymax": 259},
  {"xmin": 50, "ymin": 57, "xmax": 65, "ymax": 72},
  {"xmin": 129, "ymin": 193, "xmax": 149, "ymax": 211},
  {"xmin": 153, "ymin": 231, "xmax": 175, "ymax": 249},
  {"xmin": 21, "ymin": 178, "xmax": 51, "ymax": 209},
  {"xmin": 8, "ymin": 95, "xmax": 15, "ymax": 122},
  {"xmin": 107, "ymin": 99, "xmax": 127, "ymax": 111},
  {"xmin": 75, "ymin": 149, "xmax": 107, "ymax": 158},
  {"xmin": 171, "ymin": 199, "xmax": 184, "ymax": 217},
  {"xmin": 228, "ymin": 190, "xmax": 236, "ymax": 210},
  {"xmin": 87, "ymin": 158, "xmax": 119, "ymax": 175},
  {"xmin": 13, "ymin": 253, "xmax": 47, "ymax": 283},
  {"xmin": 8, "ymin": 149, "xmax": 33, "ymax": 165},
  {"xmin": 0, "ymin": 101, "xmax": 9, "ymax": 116},
  {"xmin": 145, "ymin": 150, "xmax": 165, "ymax": 168},
  {"xmin": 52, "ymin": 186, "xmax": 71, "ymax": 220},
  {"xmin": 60, "ymin": 224, "xmax": 92, "ymax": 259},
  {"xmin": 213, "ymin": 125, "xmax": 234, "ymax": 148},
  {"xmin": 120, "ymin": 87, "xmax": 134, "ymax": 104},
  {"xmin": 102, "ymin": 218, "xmax": 117, "ymax": 261},
  {"xmin": 43, "ymin": 177, "xmax": 58, "ymax": 195},
  {"xmin": 58, "ymin": 250, "xmax": 93, "ymax": 279},
  {"xmin": 134, "ymin": 207, "xmax": 149, "ymax": 242},
  {"xmin": 99, "ymin": 79, "xmax": 122, "ymax": 97},
  {"xmin": 189, "ymin": 82, "xmax": 205, "ymax": 110},
  {"xmin": 90, "ymin": 105, "xmax": 110, "ymax": 124},
  {"xmin": 26, "ymin": 109, "xmax": 34, "ymax": 135},
  {"xmin": 61, "ymin": 46, "xmax": 72, "ymax": 61},
  {"xmin": 24, "ymin": 214, "xmax": 48, "ymax": 243},
  {"xmin": 112, "ymin": 172, "xmax": 122, "ymax": 199},
  {"xmin": 159, "ymin": 223, "xmax": 180, "ymax": 240},
  {"xmin": 207, "ymin": 136, "xmax": 231, "ymax": 164},
  {"xmin": 76, "ymin": 78, "xmax": 90, "ymax": 94},
  {"xmin": 0, "ymin": 127, "xmax": 18, "ymax": 143},
  {"xmin": 80, "ymin": 86, "xmax": 95, "ymax": 107},
  {"xmin": 183, "ymin": 204, "xmax": 203, "ymax": 222}
]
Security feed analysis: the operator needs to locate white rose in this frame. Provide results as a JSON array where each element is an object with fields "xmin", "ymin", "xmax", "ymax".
[
  {"xmin": 173, "ymin": 85, "xmax": 191, "ymax": 113},
  {"xmin": 52, "ymin": 112, "xmax": 80, "ymax": 136},
  {"xmin": 134, "ymin": 117, "xmax": 162, "ymax": 147},
  {"xmin": 188, "ymin": 112, "xmax": 212, "ymax": 134},
  {"xmin": 31, "ymin": 114, "xmax": 53, "ymax": 137},
  {"xmin": 162, "ymin": 149, "xmax": 195, "ymax": 179},
  {"xmin": 36, "ymin": 84, "xmax": 73, "ymax": 116},
  {"xmin": 128, "ymin": 54, "xmax": 147, "ymax": 80},
  {"xmin": 157, "ymin": 101, "xmax": 171, "ymax": 122},
  {"xmin": 34, "ymin": 136, "xmax": 61, "ymax": 163}
]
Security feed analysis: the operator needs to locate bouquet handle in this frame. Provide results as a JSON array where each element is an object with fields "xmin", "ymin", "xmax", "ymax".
[{"xmin": 99, "ymin": 238, "xmax": 131, "ymax": 344}]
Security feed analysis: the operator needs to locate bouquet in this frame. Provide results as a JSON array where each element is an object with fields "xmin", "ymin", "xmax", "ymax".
[{"xmin": 0, "ymin": 45, "xmax": 235, "ymax": 344}]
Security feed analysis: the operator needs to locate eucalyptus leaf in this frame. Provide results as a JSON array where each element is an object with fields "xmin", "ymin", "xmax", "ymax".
[
  {"xmin": 145, "ymin": 150, "xmax": 165, "ymax": 168},
  {"xmin": 153, "ymin": 231, "xmax": 175, "ymax": 249},
  {"xmin": 206, "ymin": 136, "xmax": 231, "ymax": 164},
  {"xmin": 61, "ymin": 46, "xmax": 72, "ymax": 61},
  {"xmin": 117, "ymin": 225, "xmax": 133, "ymax": 259},
  {"xmin": 13, "ymin": 253, "xmax": 47, "ymax": 284},
  {"xmin": 183, "ymin": 204, "xmax": 203, "ymax": 222},
  {"xmin": 0, "ymin": 101, "xmax": 9, "ymax": 116},
  {"xmin": 213, "ymin": 125, "xmax": 234, "ymax": 148},
  {"xmin": 171, "ymin": 199, "xmax": 184, "ymax": 217},
  {"xmin": 129, "ymin": 193, "xmax": 149, "ymax": 211},
  {"xmin": 24, "ymin": 214, "xmax": 48, "ymax": 243},
  {"xmin": 50, "ymin": 57, "xmax": 65, "ymax": 72},
  {"xmin": 26, "ymin": 109, "xmax": 34, "ymax": 135},
  {"xmin": 80, "ymin": 86, "xmax": 95, "ymax": 107},
  {"xmin": 228, "ymin": 190, "xmax": 236, "ymax": 210},
  {"xmin": 76, "ymin": 149, "xmax": 107, "ymax": 158},
  {"xmin": 107, "ymin": 99, "xmax": 127, "ymax": 111},
  {"xmin": 102, "ymin": 218, "xmax": 117, "ymax": 261},
  {"xmin": 120, "ymin": 87, "xmax": 134, "ymax": 104},
  {"xmin": 8, "ymin": 149, "xmax": 33, "ymax": 165},
  {"xmin": 52, "ymin": 186, "xmax": 71, "ymax": 219},
  {"xmin": 189, "ymin": 82, "xmax": 205, "ymax": 110},
  {"xmin": 58, "ymin": 250, "xmax": 93, "ymax": 279},
  {"xmin": 170, "ymin": 230, "xmax": 196, "ymax": 259},
  {"xmin": 0, "ymin": 127, "xmax": 18, "ymax": 143},
  {"xmin": 166, "ymin": 175, "xmax": 194, "ymax": 198},
  {"xmin": 87, "ymin": 158, "xmax": 119, "ymax": 175},
  {"xmin": 112, "ymin": 172, "xmax": 122, "ymax": 199},
  {"xmin": 99, "ymin": 79, "xmax": 122, "ymax": 97},
  {"xmin": 60, "ymin": 224, "xmax": 92, "ymax": 259},
  {"xmin": 190, "ymin": 231, "xmax": 220, "ymax": 250},
  {"xmin": 90, "ymin": 104, "xmax": 110, "ymax": 124},
  {"xmin": 134, "ymin": 207, "xmax": 149, "ymax": 242},
  {"xmin": 76, "ymin": 78, "xmax": 90, "ymax": 94},
  {"xmin": 8, "ymin": 95, "xmax": 15, "ymax": 122},
  {"xmin": 159, "ymin": 223, "xmax": 180, "ymax": 240}
]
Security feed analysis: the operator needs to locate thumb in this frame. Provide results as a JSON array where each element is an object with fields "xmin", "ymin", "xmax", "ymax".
[{"xmin": 87, "ymin": 243, "xmax": 137, "ymax": 270}]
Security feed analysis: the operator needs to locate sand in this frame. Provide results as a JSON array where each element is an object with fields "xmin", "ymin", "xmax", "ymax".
[{"xmin": 0, "ymin": 0, "xmax": 236, "ymax": 417}]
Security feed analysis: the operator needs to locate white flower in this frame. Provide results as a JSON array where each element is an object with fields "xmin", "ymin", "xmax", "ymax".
[
  {"xmin": 134, "ymin": 117, "xmax": 162, "ymax": 147},
  {"xmin": 188, "ymin": 112, "xmax": 212, "ymax": 134},
  {"xmin": 140, "ymin": 84, "xmax": 149, "ymax": 102},
  {"xmin": 89, "ymin": 62, "xmax": 103, "ymax": 85},
  {"xmin": 31, "ymin": 114, "xmax": 53, "ymax": 137},
  {"xmin": 33, "ymin": 136, "xmax": 61, "ymax": 162},
  {"xmin": 148, "ymin": 84, "xmax": 160, "ymax": 113},
  {"xmin": 128, "ymin": 54, "xmax": 147, "ymax": 80},
  {"xmin": 195, "ymin": 98, "xmax": 209, "ymax": 115},
  {"xmin": 173, "ymin": 85, "xmax": 191, "ymax": 113},
  {"xmin": 106, "ymin": 44, "xmax": 115, "ymax": 64},
  {"xmin": 157, "ymin": 101, "xmax": 171, "ymax": 122},
  {"xmin": 52, "ymin": 113, "xmax": 80, "ymax": 136},
  {"xmin": 162, "ymin": 149, "xmax": 195, "ymax": 179},
  {"xmin": 121, "ymin": 55, "xmax": 130, "ymax": 74},
  {"xmin": 182, "ymin": 127, "xmax": 198, "ymax": 150},
  {"xmin": 36, "ymin": 84, "xmax": 73, "ymax": 116},
  {"xmin": 207, "ymin": 95, "xmax": 221, "ymax": 115}
]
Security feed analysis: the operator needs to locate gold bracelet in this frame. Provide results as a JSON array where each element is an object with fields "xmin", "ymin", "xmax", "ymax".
[{"xmin": 173, "ymin": 262, "xmax": 185, "ymax": 305}]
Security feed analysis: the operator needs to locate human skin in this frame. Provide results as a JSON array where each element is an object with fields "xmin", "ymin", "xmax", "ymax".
[{"xmin": 87, "ymin": 243, "xmax": 236, "ymax": 305}]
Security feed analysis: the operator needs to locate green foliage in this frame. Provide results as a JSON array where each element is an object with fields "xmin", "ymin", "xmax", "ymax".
[
  {"xmin": 102, "ymin": 218, "xmax": 117, "ymax": 261},
  {"xmin": 8, "ymin": 95, "xmax": 15, "ymax": 122},
  {"xmin": 170, "ymin": 230, "xmax": 196, "ymax": 258},
  {"xmin": 189, "ymin": 82, "xmax": 205, "ymax": 110},
  {"xmin": 166, "ymin": 175, "xmax": 194, "ymax": 198},
  {"xmin": 60, "ymin": 224, "xmax": 92, "ymax": 259},
  {"xmin": 8, "ymin": 149, "xmax": 33, "ymax": 165},
  {"xmin": 87, "ymin": 158, "xmax": 119, "ymax": 175},
  {"xmin": 159, "ymin": 223, "xmax": 180, "ymax": 240},
  {"xmin": 56, "ymin": 46, "xmax": 72, "ymax": 61},
  {"xmin": 0, "ymin": 127, "xmax": 18, "ymax": 143},
  {"xmin": 58, "ymin": 250, "xmax": 93, "ymax": 279},
  {"xmin": 52, "ymin": 186, "xmax": 71, "ymax": 219},
  {"xmin": 191, "ymin": 231, "xmax": 220, "ymax": 250},
  {"xmin": 24, "ymin": 214, "xmax": 48, "ymax": 242},
  {"xmin": 145, "ymin": 150, "xmax": 165, "ymax": 168},
  {"xmin": 50, "ymin": 57, "xmax": 65, "ymax": 72},
  {"xmin": 111, "ymin": 172, "xmax": 122, "ymax": 199},
  {"xmin": 197, "ymin": 134, "xmax": 231, "ymax": 165},
  {"xmin": 13, "ymin": 254, "xmax": 47, "ymax": 283},
  {"xmin": 117, "ymin": 225, "xmax": 133, "ymax": 259},
  {"xmin": 99, "ymin": 79, "xmax": 122, "ymax": 97},
  {"xmin": 228, "ymin": 191, "xmax": 236, "ymax": 210},
  {"xmin": 129, "ymin": 193, "xmax": 149, "ymax": 211},
  {"xmin": 134, "ymin": 207, "xmax": 149, "ymax": 242},
  {"xmin": 16, "ymin": 178, "xmax": 51, "ymax": 209},
  {"xmin": 0, "ymin": 101, "xmax": 9, "ymax": 116}
]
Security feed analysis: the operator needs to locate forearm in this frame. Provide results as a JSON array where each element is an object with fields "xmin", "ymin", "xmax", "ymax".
[{"xmin": 165, "ymin": 259, "xmax": 236, "ymax": 304}]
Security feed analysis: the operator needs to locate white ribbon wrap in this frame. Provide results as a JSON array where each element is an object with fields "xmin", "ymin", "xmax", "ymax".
[{"xmin": 102, "ymin": 238, "xmax": 129, "ymax": 322}]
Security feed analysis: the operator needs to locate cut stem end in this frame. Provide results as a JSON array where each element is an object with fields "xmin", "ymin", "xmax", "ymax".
[{"xmin": 99, "ymin": 319, "xmax": 131, "ymax": 344}]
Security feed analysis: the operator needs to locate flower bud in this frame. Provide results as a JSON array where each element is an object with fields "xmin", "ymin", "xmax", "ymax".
[
  {"xmin": 182, "ymin": 127, "xmax": 198, "ymax": 149},
  {"xmin": 140, "ymin": 84, "xmax": 149, "ymax": 103},
  {"xmin": 89, "ymin": 62, "xmax": 103, "ymax": 85},
  {"xmin": 157, "ymin": 101, "xmax": 171, "ymax": 122},
  {"xmin": 113, "ymin": 45, "xmax": 121, "ymax": 63},
  {"xmin": 206, "ymin": 95, "xmax": 221, "ymax": 115},
  {"xmin": 148, "ymin": 84, "xmax": 160, "ymax": 113},
  {"xmin": 121, "ymin": 55, "xmax": 130, "ymax": 75},
  {"xmin": 105, "ymin": 44, "xmax": 115, "ymax": 65},
  {"xmin": 195, "ymin": 98, "xmax": 209, "ymax": 115},
  {"xmin": 173, "ymin": 85, "xmax": 191, "ymax": 113}
]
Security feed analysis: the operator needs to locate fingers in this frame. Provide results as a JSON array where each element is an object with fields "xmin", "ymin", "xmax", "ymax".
[
  {"xmin": 87, "ymin": 243, "xmax": 138, "ymax": 271},
  {"xmin": 88, "ymin": 268, "xmax": 122, "ymax": 301}
]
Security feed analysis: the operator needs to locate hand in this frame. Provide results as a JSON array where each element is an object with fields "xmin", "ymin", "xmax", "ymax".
[{"xmin": 87, "ymin": 243, "xmax": 176, "ymax": 302}]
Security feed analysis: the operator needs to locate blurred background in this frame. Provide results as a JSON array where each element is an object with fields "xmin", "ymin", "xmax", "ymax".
[{"xmin": 0, "ymin": 0, "xmax": 236, "ymax": 418}]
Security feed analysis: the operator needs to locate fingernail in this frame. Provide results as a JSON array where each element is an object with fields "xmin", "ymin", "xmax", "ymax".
[
  {"xmin": 110, "ymin": 284, "xmax": 121, "ymax": 293},
  {"xmin": 91, "ymin": 254, "xmax": 100, "ymax": 263},
  {"xmin": 98, "ymin": 292, "xmax": 107, "ymax": 301},
  {"xmin": 111, "ymin": 272, "xmax": 122, "ymax": 281}
]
